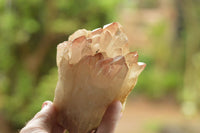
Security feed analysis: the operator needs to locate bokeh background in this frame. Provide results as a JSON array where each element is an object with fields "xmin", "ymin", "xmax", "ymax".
[{"xmin": 0, "ymin": 0, "xmax": 200, "ymax": 132}]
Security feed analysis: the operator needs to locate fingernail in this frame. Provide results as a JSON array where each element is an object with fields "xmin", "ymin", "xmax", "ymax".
[
  {"xmin": 91, "ymin": 129, "xmax": 97, "ymax": 133},
  {"xmin": 42, "ymin": 101, "xmax": 49, "ymax": 109}
]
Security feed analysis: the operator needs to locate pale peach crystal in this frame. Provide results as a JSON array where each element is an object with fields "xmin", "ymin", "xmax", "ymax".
[{"xmin": 54, "ymin": 22, "xmax": 145, "ymax": 133}]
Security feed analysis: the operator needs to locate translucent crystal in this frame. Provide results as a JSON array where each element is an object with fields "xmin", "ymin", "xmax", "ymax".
[{"xmin": 54, "ymin": 22, "xmax": 146, "ymax": 133}]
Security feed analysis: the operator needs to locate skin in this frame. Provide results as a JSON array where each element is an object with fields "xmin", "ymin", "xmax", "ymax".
[{"xmin": 20, "ymin": 101, "xmax": 122, "ymax": 133}]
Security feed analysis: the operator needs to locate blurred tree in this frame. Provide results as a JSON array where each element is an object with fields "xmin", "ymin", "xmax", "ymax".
[
  {"xmin": 133, "ymin": 0, "xmax": 183, "ymax": 99},
  {"xmin": 0, "ymin": 0, "xmax": 120, "ymax": 130},
  {"xmin": 177, "ymin": 0, "xmax": 200, "ymax": 115}
]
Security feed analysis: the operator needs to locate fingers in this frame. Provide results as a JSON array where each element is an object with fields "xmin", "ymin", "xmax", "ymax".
[
  {"xmin": 21, "ymin": 101, "xmax": 122, "ymax": 133},
  {"xmin": 96, "ymin": 101, "xmax": 122, "ymax": 133},
  {"xmin": 34, "ymin": 101, "xmax": 55, "ymax": 119},
  {"xmin": 20, "ymin": 101, "xmax": 64, "ymax": 133}
]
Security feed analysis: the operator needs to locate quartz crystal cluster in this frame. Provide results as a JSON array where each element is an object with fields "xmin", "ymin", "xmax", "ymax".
[{"xmin": 54, "ymin": 22, "xmax": 145, "ymax": 133}]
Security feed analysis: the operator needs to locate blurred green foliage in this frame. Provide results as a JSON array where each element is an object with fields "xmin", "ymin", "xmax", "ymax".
[
  {"xmin": 134, "ymin": 20, "xmax": 183, "ymax": 99},
  {"xmin": 138, "ymin": 0, "xmax": 159, "ymax": 8},
  {"xmin": 135, "ymin": 0, "xmax": 200, "ymax": 116}
]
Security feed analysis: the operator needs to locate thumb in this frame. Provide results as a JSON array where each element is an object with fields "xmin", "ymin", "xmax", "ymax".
[
  {"xmin": 34, "ymin": 101, "xmax": 56, "ymax": 122},
  {"xmin": 20, "ymin": 101, "xmax": 56, "ymax": 133},
  {"xmin": 96, "ymin": 101, "xmax": 122, "ymax": 133}
]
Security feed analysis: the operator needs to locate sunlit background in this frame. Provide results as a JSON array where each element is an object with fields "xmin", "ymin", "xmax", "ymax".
[{"xmin": 0, "ymin": 0, "xmax": 200, "ymax": 132}]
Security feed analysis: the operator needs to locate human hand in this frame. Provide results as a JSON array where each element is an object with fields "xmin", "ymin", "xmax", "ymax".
[{"xmin": 20, "ymin": 101, "xmax": 122, "ymax": 133}]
